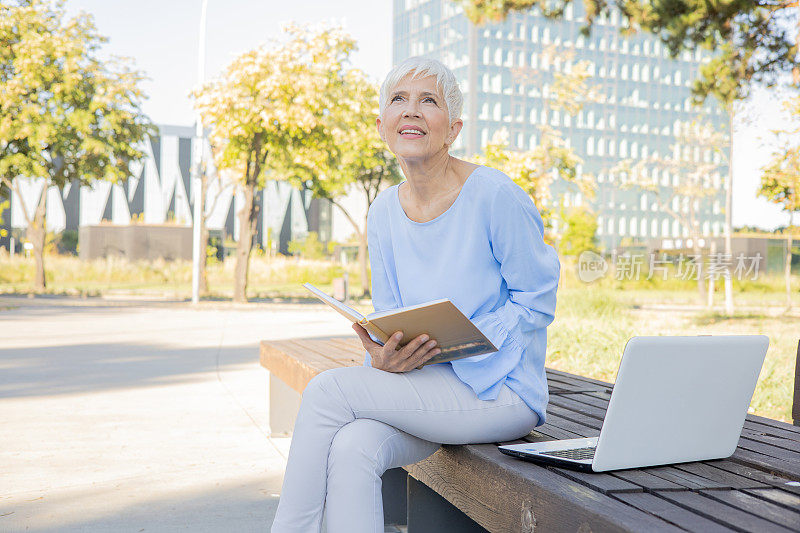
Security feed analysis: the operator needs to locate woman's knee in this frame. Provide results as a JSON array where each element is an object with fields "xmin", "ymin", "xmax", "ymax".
[{"xmin": 328, "ymin": 419, "xmax": 397, "ymax": 476}]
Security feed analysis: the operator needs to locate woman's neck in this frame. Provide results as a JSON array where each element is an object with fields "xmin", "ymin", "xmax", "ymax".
[{"xmin": 399, "ymin": 152, "xmax": 461, "ymax": 202}]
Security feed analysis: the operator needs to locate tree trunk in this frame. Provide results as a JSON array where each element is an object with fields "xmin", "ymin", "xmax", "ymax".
[
  {"xmin": 786, "ymin": 233, "xmax": 794, "ymax": 311},
  {"xmin": 28, "ymin": 186, "xmax": 47, "ymax": 291},
  {"xmin": 233, "ymin": 180, "xmax": 258, "ymax": 303},
  {"xmin": 358, "ymin": 223, "xmax": 369, "ymax": 298},
  {"xmin": 198, "ymin": 172, "xmax": 209, "ymax": 297},
  {"xmin": 692, "ymin": 237, "xmax": 704, "ymax": 304}
]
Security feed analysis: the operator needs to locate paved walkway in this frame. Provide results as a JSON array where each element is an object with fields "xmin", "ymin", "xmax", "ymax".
[{"xmin": 0, "ymin": 296, "xmax": 353, "ymax": 532}]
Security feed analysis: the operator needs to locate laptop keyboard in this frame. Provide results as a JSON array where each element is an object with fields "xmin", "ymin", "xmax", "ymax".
[{"xmin": 540, "ymin": 446, "xmax": 596, "ymax": 460}]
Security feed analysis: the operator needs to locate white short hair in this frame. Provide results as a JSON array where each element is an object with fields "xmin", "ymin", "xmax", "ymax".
[{"xmin": 379, "ymin": 56, "xmax": 463, "ymax": 125}]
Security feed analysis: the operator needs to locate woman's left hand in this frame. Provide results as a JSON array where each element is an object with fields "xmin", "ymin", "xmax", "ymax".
[{"xmin": 352, "ymin": 323, "xmax": 440, "ymax": 372}]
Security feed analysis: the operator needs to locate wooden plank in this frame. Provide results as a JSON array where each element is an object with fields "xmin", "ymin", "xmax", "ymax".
[
  {"xmin": 736, "ymin": 435, "xmax": 800, "ymax": 464},
  {"xmin": 300, "ymin": 338, "xmax": 363, "ymax": 367},
  {"xmin": 543, "ymin": 412, "xmax": 601, "ymax": 438},
  {"xmin": 563, "ymin": 391, "xmax": 611, "ymax": 410},
  {"xmin": 611, "ymin": 469, "xmax": 687, "ymax": 492},
  {"xmin": 742, "ymin": 488, "xmax": 800, "ymax": 512},
  {"xmin": 405, "ymin": 444, "xmax": 684, "ymax": 533},
  {"xmin": 698, "ymin": 489, "xmax": 800, "ymax": 531},
  {"xmin": 741, "ymin": 428, "xmax": 800, "ymax": 455},
  {"xmin": 655, "ymin": 490, "xmax": 796, "ymax": 533},
  {"xmin": 731, "ymin": 447, "xmax": 800, "ymax": 480},
  {"xmin": 547, "ymin": 394, "xmax": 608, "ymax": 420},
  {"xmin": 743, "ymin": 420, "xmax": 800, "ymax": 443},
  {"xmin": 546, "ymin": 367, "xmax": 614, "ymax": 388},
  {"xmin": 672, "ymin": 461, "xmax": 770, "ymax": 489},
  {"xmin": 711, "ymin": 460, "xmax": 800, "ymax": 496},
  {"xmin": 748, "ymin": 413, "xmax": 800, "ymax": 435},
  {"xmin": 546, "ymin": 404, "xmax": 603, "ymax": 430},
  {"xmin": 526, "ymin": 423, "xmax": 585, "ymax": 441},
  {"xmin": 550, "ymin": 467, "xmax": 644, "ymax": 495},
  {"xmin": 646, "ymin": 466, "xmax": 732, "ymax": 490},
  {"xmin": 613, "ymin": 492, "xmax": 735, "ymax": 533},
  {"xmin": 259, "ymin": 340, "xmax": 341, "ymax": 393}
]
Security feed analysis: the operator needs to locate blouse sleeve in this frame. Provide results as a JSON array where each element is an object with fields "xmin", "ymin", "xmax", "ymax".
[
  {"xmin": 470, "ymin": 183, "xmax": 560, "ymax": 353},
  {"xmin": 363, "ymin": 204, "xmax": 400, "ymax": 367}
]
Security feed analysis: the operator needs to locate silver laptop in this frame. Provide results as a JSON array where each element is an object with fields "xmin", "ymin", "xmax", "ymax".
[{"xmin": 498, "ymin": 335, "xmax": 769, "ymax": 472}]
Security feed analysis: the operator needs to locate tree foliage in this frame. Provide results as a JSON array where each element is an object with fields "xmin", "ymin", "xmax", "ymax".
[
  {"xmin": 559, "ymin": 207, "xmax": 598, "ymax": 256},
  {"xmin": 193, "ymin": 23, "xmax": 369, "ymax": 301},
  {"xmin": 0, "ymin": 0, "xmax": 153, "ymax": 289},
  {"xmin": 453, "ymin": 0, "xmax": 800, "ymax": 105},
  {"xmin": 759, "ymin": 96, "xmax": 800, "ymax": 215}
]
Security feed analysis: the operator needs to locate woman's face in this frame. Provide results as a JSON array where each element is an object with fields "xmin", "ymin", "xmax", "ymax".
[{"xmin": 376, "ymin": 74, "xmax": 462, "ymax": 162}]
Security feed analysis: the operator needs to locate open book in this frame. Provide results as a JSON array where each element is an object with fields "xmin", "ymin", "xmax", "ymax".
[{"xmin": 303, "ymin": 283, "xmax": 498, "ymax": 366}]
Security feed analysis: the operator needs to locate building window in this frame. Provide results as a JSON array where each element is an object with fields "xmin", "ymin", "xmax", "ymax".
[
  {"xmin": 493, "ymin": 102, "xmax": 501, "ymax": 120},
  {"xmin": 651, "ymin": 219, "xmax": 658, "ymax": 237},
  {"xmin": 640, "ymin": 218, "xmax": 648, "ymax": 237},
  {"xmin": 662, "ymin": 219, "xmax": 669, "ymax": 236},
  {"xmin": 630, "ymin": 217, "xmax": 638, "ymax": 236},
  {"xmin": 672, "ymin": 220, "xmax": 680, "ymax": 237},
  {"xmin": 620, "ymin": 139, "xmax": 627, "ymax": 158},
  {"xmin": 587, "ymin": 136, "xmax": 595, "ymax": 155},
  {"xmin": 640, "ymin": 193, "xmax": 647, "ymax": 210},
  {"xmin": 619, "ymin": 217, "xmax": 627, "ymax": 236}
]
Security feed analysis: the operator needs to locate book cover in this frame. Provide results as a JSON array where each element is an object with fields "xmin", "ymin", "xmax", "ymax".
[{"xmin": 302, "ymin": 283, "xmax": 497, "ymax": 365}]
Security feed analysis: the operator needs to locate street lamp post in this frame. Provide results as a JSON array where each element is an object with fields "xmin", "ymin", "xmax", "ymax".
[{"xmin": 191, "ymin": 0, "xmax": 208, "ymax": 305}]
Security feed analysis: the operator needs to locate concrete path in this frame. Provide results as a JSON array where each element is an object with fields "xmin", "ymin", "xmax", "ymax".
[{"xmin": 0, "ymin": 296, "xmax": 353, "ymax": 532}]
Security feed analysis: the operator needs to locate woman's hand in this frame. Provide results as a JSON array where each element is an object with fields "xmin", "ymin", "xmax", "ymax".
[{"xmin": 352, "ymin": 323, "xmax": 441, "ymax": 372}]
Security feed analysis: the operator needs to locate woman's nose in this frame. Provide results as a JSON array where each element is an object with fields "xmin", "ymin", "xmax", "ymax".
[{"xmin": 401, "ymin": 103, "xmax": 421, "ymax": 118}]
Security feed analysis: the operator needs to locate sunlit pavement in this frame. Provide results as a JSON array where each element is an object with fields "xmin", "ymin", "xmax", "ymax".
[{"xmin": 0, "ymin": 296, "xmax": 353, "ymax": 532}]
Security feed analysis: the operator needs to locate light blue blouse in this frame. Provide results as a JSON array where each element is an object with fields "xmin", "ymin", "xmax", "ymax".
[{"xmin": 364, "ymin": 165, "xmax": 560, "ymax": 426}]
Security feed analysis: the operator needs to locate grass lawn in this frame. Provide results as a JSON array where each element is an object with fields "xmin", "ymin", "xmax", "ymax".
[{"xmin": 2, "ymin": 253, "xmax": 798, "ymax": 422}]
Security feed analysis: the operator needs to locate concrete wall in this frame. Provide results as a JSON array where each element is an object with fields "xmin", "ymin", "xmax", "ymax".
[{"xmin": 79, "ymin": 225, "xmax": 192, "ymax": 261}]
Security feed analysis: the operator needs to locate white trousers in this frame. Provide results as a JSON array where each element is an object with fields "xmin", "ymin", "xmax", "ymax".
[{"xmin": 270, "ymin": 363, "xmax": 540, "ymax": 533}]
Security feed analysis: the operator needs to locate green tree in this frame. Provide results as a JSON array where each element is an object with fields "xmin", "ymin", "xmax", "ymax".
[
  {"xmin": 193, "ymin": 23, "xmax": 355, "ymax": 302},
  {"xmin": 559, "ymin": 207, "xmax": 598, "ymax": 256},
  {"xmin": 453, "ymin": 0, "xmax": 800, "ymax": 104},
  {"xmin": 0, "ymin": 0, "xmax": 153, "ymax": 290},
  {"xmin": 289, "ymin": 69, "xmax": 402, "ymax": 297},
  {"xmin": 759, "ymin": 97, "xmax": 800, "ymax": 309}
]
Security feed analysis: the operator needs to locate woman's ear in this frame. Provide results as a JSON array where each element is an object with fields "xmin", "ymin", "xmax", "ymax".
[
  {"xmin": 376, "ymin": 116, "xmax": 385, "ymax": 142},
  {"xmin": 446, "ymin": 118, "xmax": 463, "ymax": 145}
]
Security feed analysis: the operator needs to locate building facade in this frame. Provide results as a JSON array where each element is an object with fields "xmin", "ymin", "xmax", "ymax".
[
  {"xmin": 393, "ymin": 0, "xmax": 729, "ymax": 250},
  {"xmin": 4, "ymin": 125, "xmax": 331, "ymax": 256}
]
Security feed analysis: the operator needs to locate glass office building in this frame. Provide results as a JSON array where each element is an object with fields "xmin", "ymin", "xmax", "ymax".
[{"xmin": 393, "ymin": 0, "xmax": 728, "ymax": 250}]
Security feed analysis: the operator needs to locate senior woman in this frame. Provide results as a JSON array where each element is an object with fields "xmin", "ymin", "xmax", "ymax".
[{"xmin": 271, "ymin": 57, "xmax": 560, "ymax": 533}]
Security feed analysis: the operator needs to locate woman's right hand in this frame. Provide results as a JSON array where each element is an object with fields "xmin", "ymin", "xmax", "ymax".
[{"xmin": 352, "ymin": 323, "xmax": 441, "ymax": 372}]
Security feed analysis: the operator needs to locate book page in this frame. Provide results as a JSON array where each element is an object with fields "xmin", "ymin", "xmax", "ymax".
[{"xmin": 302, "ymin": 283, "xmax": 364, "ymax": 323}]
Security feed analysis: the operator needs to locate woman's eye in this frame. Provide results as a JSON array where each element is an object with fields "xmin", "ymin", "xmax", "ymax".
[
  {"xmin": 424, "ymin": 97, "xmax": 436, "ymax": 103},
  {"xmin": 391, "ymin": 95, "xmax": 402, "ymax": 102}
]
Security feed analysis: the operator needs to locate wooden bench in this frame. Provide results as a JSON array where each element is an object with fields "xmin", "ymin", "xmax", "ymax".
[{"xmin": 261, "ymin": 336, "xmax": 800, "ymax": 532}]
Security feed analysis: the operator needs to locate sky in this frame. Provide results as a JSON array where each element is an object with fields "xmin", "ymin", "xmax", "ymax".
[{"xmin": 64, "ymin": 0, "xmax": 795, "ymax": 230}]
